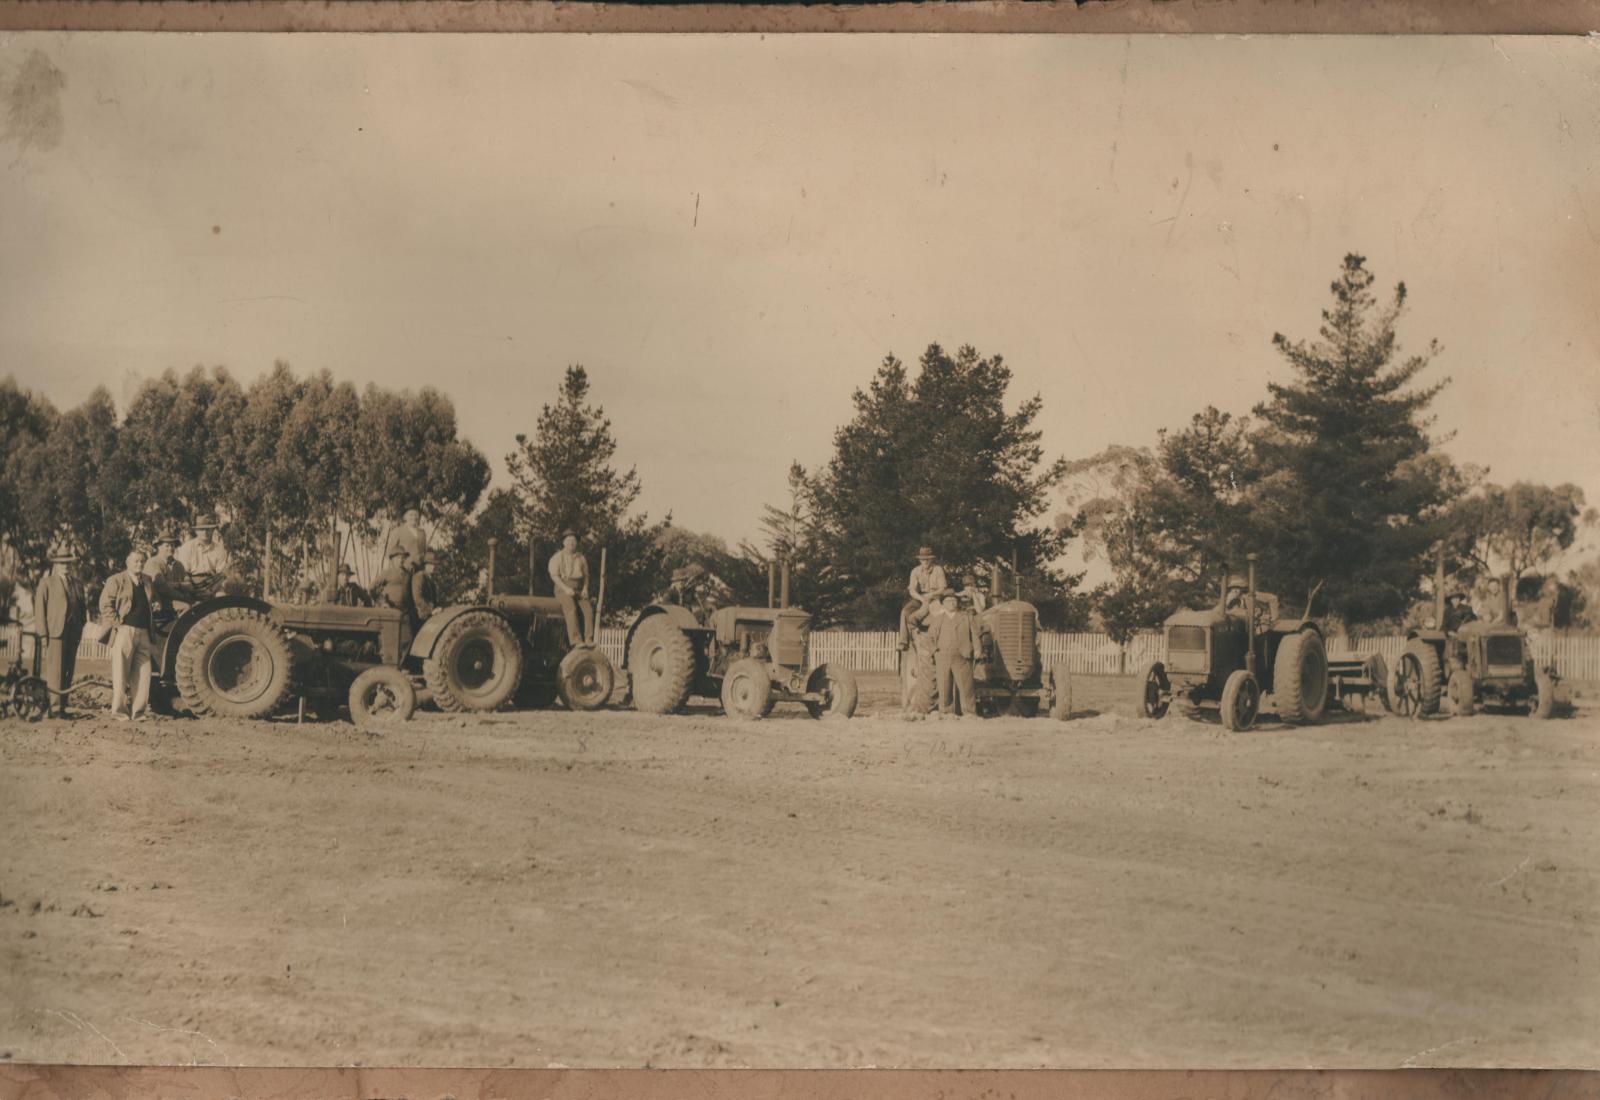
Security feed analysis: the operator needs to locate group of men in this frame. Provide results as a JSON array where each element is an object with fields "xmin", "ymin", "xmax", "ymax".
[
  {"xmin": 33, "ymin": 515, "xmax": 232, "ymax": 721},
  {"xmin": 898, "ymin": 546, "xmax": 991, "ymax": 720}
]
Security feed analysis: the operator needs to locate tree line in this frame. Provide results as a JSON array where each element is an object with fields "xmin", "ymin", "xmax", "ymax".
[{"xmin": 2, "ymin": 252, "xmax": 1594, "ymax": 634}]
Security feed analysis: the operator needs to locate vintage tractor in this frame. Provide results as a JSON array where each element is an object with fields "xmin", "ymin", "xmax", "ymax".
[
  {"xmin": 622, "ymin": 560, "xmax": 858, "ymax": 720},
  {"xmin": 1393, "ymin": 574, "xmax": 1556, "ymax": 719},
  {"xmin": 1135, "ymin": 554, "xmax": 1386, "ymax": 730},
  {"xmin": 148, "ymin": 538, "xmax": 614, "ymax": 726},
  {"xmin": 970, "ymin": 563, "xmax": 1073, "ymax": 719}
]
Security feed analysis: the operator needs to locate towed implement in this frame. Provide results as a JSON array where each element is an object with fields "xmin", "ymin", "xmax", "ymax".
[{"xmin": 1136, "ymin": 554, "xmax": 1388, "ymax": 730}]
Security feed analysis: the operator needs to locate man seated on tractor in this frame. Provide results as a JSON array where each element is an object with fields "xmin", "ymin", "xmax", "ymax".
[
  {"xmin": 547, "ymin": 529, "xmax": 592, "ymax": 647},
  {"xmin": 897, "ymin": 545, "xmax": 953, "ymax": 652},
  {"xmin": 412, "ymin": 550, "xmax": 441, "ymax": 627},
  {"xmin": 176, "ymin": 514, "xmax": 231, "ymax": 580},
  {"xmin": 1443, "ymin": 591, "xmax": 1477, "ymax": 632},
  {"xmin": 324, "ymin": 563, "xmax": 372, "ymax": 607},
  {"xmin": 663, "ymin": 563, "xmax": 726, "ymax": 622}
]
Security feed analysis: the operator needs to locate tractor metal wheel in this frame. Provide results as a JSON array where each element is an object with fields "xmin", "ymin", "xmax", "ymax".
[
  {"xmin": 557, "ymin": 645, "xmax": 615, "ymax": 712},
  {"xmin": 424, "ymin": 611, "xmax": 523, "ymax": 713},
  {"xmin": 1446, "ymin": 671, "xmax": 1476, "ymax": 717},
  {"xmin": 174, "ymin": 607, "xmax": 295, "ymax": 719},
  {"xmin": 720, "ymin": 658, "xmax": 772, "ymax": 721},
  {"xmin": 1363, "ymin": 654, "xmax": 1391, "ymax": 713},
  {"xmin": 1220, "ymin": 669, "xmax": 1261, "ymax": 732},
  {"xmin": 1047, "ymin": 664, "xmax": 1073, "ymax": 721},
  {"xmin": 627, "ymin": 616, "xmax": 695, "ymax": 715},
  {"xmin": 1135, "ymin": 661, "xmax": 1170, "ymax": 719},
  {"xmin": 1272, "ymin": 629, "xmax": 1329, "ymax": 724},
  {"xmin": 804, "ymin": 663, "xmax": 859, "ymax": 720},
  {"xmin": 11, "ymin": 677, "xmax": 50, "ymax": 722},
  {"xmin": 348, "ymin": 666, "xmax": 417, "ymax": 728},
  {"xmin": 1391, "ymin": 641, "xmax": 1443, "ymax": 719},
  {"xmin": 1531, "ymin": 672, "xmax": 1556, "ymax": 720}
]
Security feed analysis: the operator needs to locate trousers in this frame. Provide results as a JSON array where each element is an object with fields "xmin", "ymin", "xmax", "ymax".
[
  {"xmin": 40, "ymin": 632, "xmax": 81, "ymax": 715},
  {"xmin": 110, "ymin": 626, "xmax": 154, "ymax": 717},
  {"xmin": 937, "ymin": 653, "xmax": 976, "ymax": 716},
  {"xmin": 556, "ymin": 591, "xmax": 592, "ymax": 647}
]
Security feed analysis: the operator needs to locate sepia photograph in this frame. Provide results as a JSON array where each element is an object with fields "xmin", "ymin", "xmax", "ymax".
[{"xmin": 1, "ymin": 29, "xmax": 1598, "ymax": 1071}]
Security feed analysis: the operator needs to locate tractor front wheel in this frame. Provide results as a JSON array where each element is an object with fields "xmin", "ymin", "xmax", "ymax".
[
  {"xmin": 1135, "ymin": 661, "xmax": 1170, "ymax": 719},
  {"xmin": 805, "ymin": 663, "xmax": 859, "ymax": 720},
  {"xmin": 1447, "ymin": 671, "xmax": 1476, "ymax": 717},
  {"xmin": 423, "ymin": 611, "xmax": 523, "ymax": 713},
  {"xmin": 720, "ymin": 658, "xmax": 772, "ymax": 721},
  {"xmin": 1392, "ymin": 641, "xmax": 1443, "ymax": 718},
  {"xmin": 557, "ymin": 645, "xmax": 615, "ymax": 711},
  {"xmin": 1047, "ymin": 664, "xmax": 1073, "ymax": 721},
  {"xmin": 1221, "ymin": 669, "xmax": 1260, "ymax": 731},
  {"xmin": 348, "ymin": 666, "xmax": 417, "ymax": 728}
]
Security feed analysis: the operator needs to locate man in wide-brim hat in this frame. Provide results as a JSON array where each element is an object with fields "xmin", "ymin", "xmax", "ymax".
[
  {"xmin": 177, "ymin": 513, "xmax": 230, "ymax": 578},
  {"xmin": 375, "ymin": 545, "xmax": 415, "ymax": 616},
  {"xmin": 548, "ymin": 528, "xmax": 592, "ymax": 647},
  {"xmin": 328, "ymin": 562, "xmax": 372, "ymax": 608},
  {"xmin": 146, "ymin": 529, "xmax": 190, "ymax": 632},
  {"xmin": 35, "ymin": 544, "xmax": 87, "ymax": 718}
]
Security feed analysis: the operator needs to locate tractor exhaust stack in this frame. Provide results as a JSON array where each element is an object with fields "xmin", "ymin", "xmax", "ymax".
[
  {"xmin": 487, "ymin": 537, "xmax": 498, "ymax": 599},
  {"xmin": 1434, "ymin": 546, "xmax": 1446, "ymax": 628},
  {"xmin": 779, "ymin": 559, "xmax": 791, "ymax": 609},
  {"xmin": 592, "ymin": 547, "xmax": 607, "ymax": 644},
  {"xmin": 768, "ymin": 561, "xmax": 777, "ymax": 609}
]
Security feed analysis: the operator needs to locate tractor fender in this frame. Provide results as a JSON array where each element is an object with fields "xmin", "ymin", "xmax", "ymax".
[
  {"xmin": 1271, "ymin": 618, "xmax": 1322, "ymax": 638},
  {"xmin": 158, "ymin": 594, "xmax": 276, "ymax": 684},
  {"xmin": 622, "ymin": 603, "xmax": 701, "ymax": 668},
  {"xmin": 408, "ymin": 604, "xmax": 504, "ymax": 661}
]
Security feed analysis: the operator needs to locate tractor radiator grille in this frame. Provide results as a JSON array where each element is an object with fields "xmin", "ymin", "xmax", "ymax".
[
  {"xmin": 1167, "ymin": 625, "xmax": 1207, "ymax": 674},
  {"xmin": 1486, "ymin": 635, "xmax": 1525, "ymax": 668},
  {"xmin": 771, "ymin": 618, "xmax": 808, "ymax": 667},
  {"xmin": 992, "ymin": 607, "xmax": 1035, "ymax": 680}
]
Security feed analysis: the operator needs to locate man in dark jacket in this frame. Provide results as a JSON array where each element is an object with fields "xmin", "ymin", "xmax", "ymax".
[
  {"xmin": 411, "ymin": 550, "xmax": 440, "ymax": 627},
  {"xmin": 327, "ymin": 563, "xmax": 372, "ymax": 607},
  {"xmin": 35, "ymin": 546, "xmax": 87, "ymax": 718},
  {"xmin": 99, "ymin": 546, "xmax": 159, "ymax": 721},
  {"xmin": 932, "ymin": 594, "xmax": 984, "ymax": 720}
]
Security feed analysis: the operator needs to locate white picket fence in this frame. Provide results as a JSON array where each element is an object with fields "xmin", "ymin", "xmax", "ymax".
[{"xmin": 8, "ymin": 624, "xmax": 1600, "ymax": 682}]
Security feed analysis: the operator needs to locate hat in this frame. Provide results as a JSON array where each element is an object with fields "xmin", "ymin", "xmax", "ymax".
[
  {"xmin": 337, "ymin": 563, "xmax": 354, "ymax": 576},
  {"xmin": 671, "ymin": 564, "xmax": 706, "ymax": 586},
  {"xmin": 154, "ymin": 529, "xmax": 180, "ymax": 547},
  {"xmin": 561, "ymin": 528, "xmax": 578, "ymax": 540},
  {"xmin": 916, "ymin": 547, "xmax": 935, "ymax": 560},
  {"xmin": 193, "ymin": 513, "xmax": 220, "ymax": 530},
  {"xmin": 49, "ymin": 544, "xmax": 78, "ymax": 564},
  {"xmin": 388, "ymin": 545, "xmax": 409, "ymax": 559}
]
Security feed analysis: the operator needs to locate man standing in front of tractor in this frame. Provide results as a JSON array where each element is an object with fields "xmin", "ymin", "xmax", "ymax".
[
  {"xmin": 327, "ymin": 563, "xmax": 372, "ymax": 607},
  {"xmin": 35, "ymin": 544, "xmax": 87, "ymax": 719},
  {"xmin": 375, "ymin": 546, "xmax": 415, "ymax": 614},
  {"xmin": 933, "ymin": 593, "xmax": 984, "ymax": 719},
  {"xmin": 412, "ymin": 550, "xmax": 441, "ymax": 626},
  {"xmin": 548, "ymin": 529, "xmax": 592, "ymax": 648},
  {"xmin": 100, "ymin": 546, "xmax": 160, "ymax": 721}
]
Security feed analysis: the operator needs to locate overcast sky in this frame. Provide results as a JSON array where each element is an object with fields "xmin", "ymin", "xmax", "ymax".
[{"xmin": 2, "ymin": 32, "xmax": 1597, "ymax": 560}]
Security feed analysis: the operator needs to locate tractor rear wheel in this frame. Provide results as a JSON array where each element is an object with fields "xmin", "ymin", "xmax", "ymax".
[
  {"xmin": 1531, "ymin": 672, "xmax": 1556, "ymax": 719},
  {"xmin": 348, "ymin": 666, "xmax": 416, "ymax": 728},
  {"xmin": 1135, "ymin": 661, "xmax": 1170, "ymax": 719},
  {"xmin": 424, "ymin": 611, "xmax": 522, "ymax": 713},
  {"xmin": 1047, "ymin": 664, "xmax": 1073, "ymax": 721},
  {"xmin": 1221, "ymin": 669, "xmax": 1260, "ymax": 731},
  {"xmin": 1446, "ymin": 670, "xmax": 1476, "ymax": 716},
  {"xmin": 1392, "ymin": 640, "xmax": 1443, "ymax": 718},
  {"xmin": 720, "ymin": 658, "xmax": 772, "ymax": 720},
  {"xmin": 805, "ymin": 663, "xmax": 859, "ymax": 720},
  {"xmin": 1272, "ymin": 629, "xmax": 1329, "ymax": 724},
  {"xmin": 557, "ymin": 645, "xmax": 615, "ymax": 711},
  {"xmin": 174, "ymin": 607, "xmax": 295, "ymax": 719},
  {"xmin": 628, "ymin": 616, "xmax": 695, "ymax": 714}
]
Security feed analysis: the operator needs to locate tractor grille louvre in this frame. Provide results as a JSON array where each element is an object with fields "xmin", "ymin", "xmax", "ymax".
[
  {"xmin": 1169, "ymin": 626, "xmax": 1207, "ymax": 651},
  {"xmin": 772, "ymin": 619, "xmax": 807, "ymax": 667},
  {"xmin": 1486, "ymin": 635, "xmax": 1524, "ymax": 667},
  {"xmin": 994, "ymin": 607, "xmax": 1035, "ymax": 680}
]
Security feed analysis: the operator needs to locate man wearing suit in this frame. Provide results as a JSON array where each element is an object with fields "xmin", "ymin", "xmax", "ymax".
[
  {"xmin": 35, "ymin": 546, "xmax": 87, "ymax": 719},
  {"xmin": 933, "ymin": 594, "xmax": 984, "ymax": 720},
  {"xmin": 326, "ymin": 563, "xmax": 372, "ymax": 607},
  {"xmin": 411, "ymin": 550, "xmax": 440, "ymax": 627},
  {"xmin": 99, "ymin": 546, "xmax": 159, "ymax": 721}
]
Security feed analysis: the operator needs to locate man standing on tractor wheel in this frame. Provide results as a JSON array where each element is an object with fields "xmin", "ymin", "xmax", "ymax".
[
  {"xmin": 933, "ymin": 593, "xmax": 983, "ymax": 719},
  {"xmin": 385, "ymin": 507, "xmax": 426, "ymax": 568},
  {"xmin": 375, "ymin": 546, "xmax": 415, "ymax": 614},
  {"xmin": 412, "ymin": 550, "xmax": 441, "ymax": 625},
  {"xmin": 35, "ymin": 545, "xmax": 86, "ymax": 719},
  {"xmin": 548, "ymin": 529, "xmax": 592, "ymax": 647},
  {"xmin": 100, "ymin": 546, "xmax": 159, "ymax": 721},
  {"xmin": 326, "ymin": 563, "xmax": 372, "ymax": 607},
  {"xmin": 176, "ymin": 514, "xmax": 230, "ymax": 579}
]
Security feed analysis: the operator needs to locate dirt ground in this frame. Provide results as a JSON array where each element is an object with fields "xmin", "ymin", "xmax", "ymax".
[{"xmin": 1, "ymin": 672, "xmax": 1597, "ymax": 1069}]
